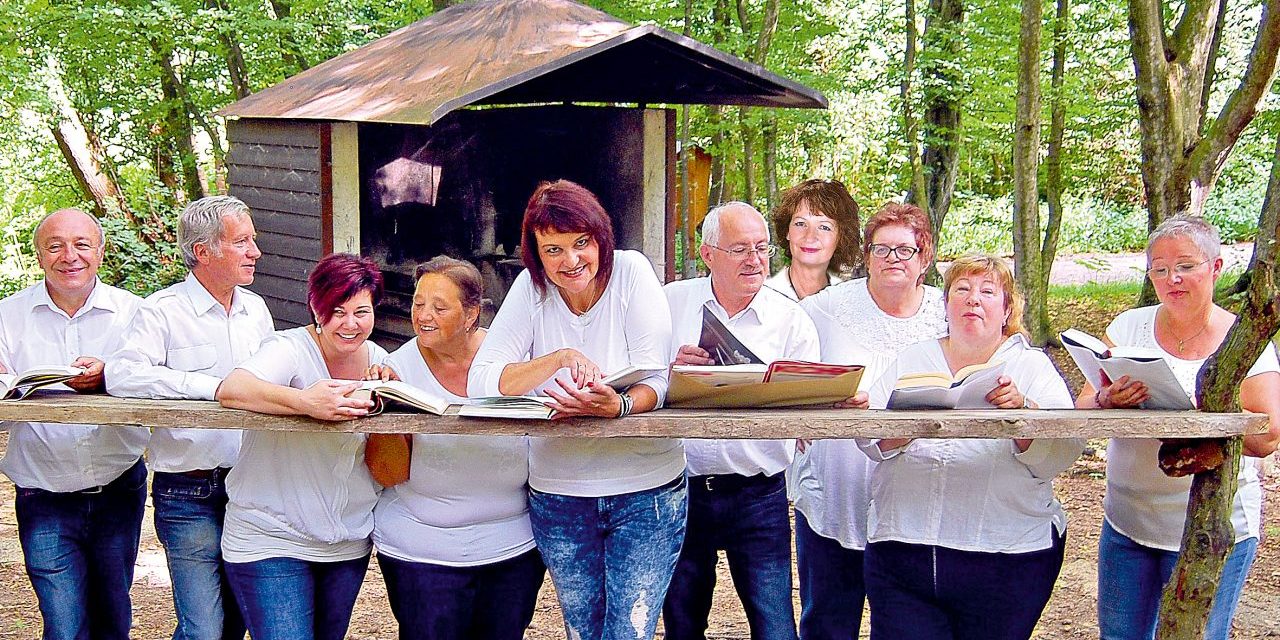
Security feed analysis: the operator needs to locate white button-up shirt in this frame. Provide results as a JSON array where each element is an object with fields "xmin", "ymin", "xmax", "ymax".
[
  {"xmin": 0, "ymin": 279, "xmax": 147, "ymax": 492},
  {"xmin": 860, "ymin": 335, "xmax": 1082, "ymax": 553},
  {"xmin": 106, "ymin": 274, "xmax": 274, "ymax": 473},
  {"xmin": 665, "ymin": 277, "xmax": 820, "ymax": 477},
  {"xmin": 222, "ymin": 327, "xmax": 387, "ymax": 563}
]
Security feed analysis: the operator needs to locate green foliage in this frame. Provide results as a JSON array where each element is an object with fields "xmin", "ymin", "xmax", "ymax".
[{"xmin": 100, "ymin": 215, "xmax": 186, "ymax": 296}]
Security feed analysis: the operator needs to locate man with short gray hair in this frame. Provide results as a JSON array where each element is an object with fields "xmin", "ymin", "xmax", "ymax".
[{"xmin": 108, "ymin": 195, "xmax": 274, "ymax": 640}]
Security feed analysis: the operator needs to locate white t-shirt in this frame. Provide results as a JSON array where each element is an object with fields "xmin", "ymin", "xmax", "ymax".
[
  {"xmin": 860, "ymin": 335, "xmax": 1083, "ymax": 553},
  {"xmin": 665, "ymin": 277, "xmax": 818, "ymax": 476},
  {"xmin": 373, "ymin": 339, "xmax": 535, "ymax": 567},
  {"xmin": 222, "ymin": 327, "xmax": 387, "ymax": 563},
  {"xmin": 763, "ymin": 266, "xmax": 842, "ymax": 302},
  {"xmin": 107, "ymin": 274, "xmax": 274, "ymax": 472},
  {"xmin": 0, "ymin": 280, "xmax": 148, "ymax": 492},
  {"xmin": 790, "ymin": 278, "xmax": 947, "ymax": 549},
  {"xmin": 1104, "ymin": 305, "xmax": 1280, "ymax": 551},
  {"xmin": 468, "ymin": 250, "xmax": 682, "ymax": 496}
]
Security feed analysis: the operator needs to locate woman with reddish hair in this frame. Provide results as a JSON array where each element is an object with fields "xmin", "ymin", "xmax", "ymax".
[
  {"xmin": 216, "ymin": 253, "xmax": 387, "ymax": 640},
  {"xmin": 469, "ymin": 180, "xmax": 682, "ymax": 640}
]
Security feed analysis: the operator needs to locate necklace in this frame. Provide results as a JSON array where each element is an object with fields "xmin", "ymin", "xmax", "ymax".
[{"xmin": 1163, "ymin": 310, "xmax": 1209, "ymax": 354}]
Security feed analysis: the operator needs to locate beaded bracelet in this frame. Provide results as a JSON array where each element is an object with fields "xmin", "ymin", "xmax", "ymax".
[{"xmin": 616, "ymin": 392, "xmax": 634, "ymax": 418}]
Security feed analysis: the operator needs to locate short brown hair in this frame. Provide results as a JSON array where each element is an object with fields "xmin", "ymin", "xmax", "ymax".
[
  {"xmin": 520, "ymin": 180, "xmax": 616, "ymax": 298},
  {"xmin": 942, "ymin": 254, "xmax": 1025, "ymax": 338},
  {"xmin": 772, "ymin": 179, "xmax": 863, "ymax": 275},
  {"xmin": 863, "ymin": 203, "xmax": 936, "ymax": 274},
  {"xmin": 415, "ymin": 256, "xmax": 484, "ymax": 330}
]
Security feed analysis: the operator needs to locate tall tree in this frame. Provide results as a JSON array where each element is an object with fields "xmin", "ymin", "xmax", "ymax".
[
  {"xmin": 914, "ymin": 0, "xmax": 964, "ymax": 282},
  {"xmin": 1011, "ymin": 0, "xmax": 1049, "ymax": 344},
  {"xmin": 901, "ymin": 0, "xmax": 927, "ymax": 206},
  {"xmin": 1128, "ymin": 0, "xmax": 1280, "ymax": 304}
]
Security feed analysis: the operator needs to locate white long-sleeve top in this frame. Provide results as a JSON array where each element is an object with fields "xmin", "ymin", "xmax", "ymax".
[
  {"xmin": 373, "ymin": 338, "xmax": 535, "ymax": 567},
  {"xmin": 0, "ymin": 279, "xmax": 147, "ymax": 492},
  {"xmin": 859, "ymin": 334, "xmax": 1083, "ymax": 553},
  {"xmin": 1104, "ymin": 305, "xmax": 1280, "ymax": 551},
  {"xmin": 106, "ymin": 274, "xmax": 274, "ymax": 472},
  {"xmin": 790, "ymin": 278, "xmax": 946, "ymax": 549},
  {"xmin": 468, "ymin": 250, "xmax": 680, "ymax": 497},
  {"xmin": 665, "ymin": 277, "xmax": 818, "ymax": 476},
  {"xmin": 222, "ymin": 327, "xmax": 387, "ymax": 563}
]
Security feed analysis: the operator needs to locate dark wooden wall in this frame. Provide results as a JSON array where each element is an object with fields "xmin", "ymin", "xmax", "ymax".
[{"xmin": 226, "ymin": 119, "xmax": 327, "ymax": 330}]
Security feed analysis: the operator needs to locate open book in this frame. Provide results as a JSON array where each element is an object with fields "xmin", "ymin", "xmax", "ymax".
[
  {"xmin": 0, "ymin": 365, "xmax": 86, "ymax": 400},
  {"xmin": 1059, "ymin": 329, "xmax": 1193, "ymax": 410},
  {"xmin": 669, "ymin": 360, "xmax": 864, "ymax": 408},
  {"xmin": 886, "ymin": 360, "xmax": 1007, "ymax": 409}
]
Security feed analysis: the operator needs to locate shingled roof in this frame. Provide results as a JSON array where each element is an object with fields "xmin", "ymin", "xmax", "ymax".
[{"xmin": 218, "ymin": 0, "xmax": 827, "ymax": 125}]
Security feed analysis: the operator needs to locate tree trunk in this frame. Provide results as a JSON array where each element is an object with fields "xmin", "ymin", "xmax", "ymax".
[
  {"xmin": 44, "ymin": 59, "xmax": 129, "ymax": 219},
  {"xmin": 1155, "ymin": 130, "xmax": 1280, "ymax": 639},
  {"xmin": 267, "ymin": 0, "xmax": 311, "ymax": 72},
  {"xmin": 764, "ymin": 115, "xmax": 778, "ymax": 212},
  {"xmin": 920, "ymin": 0, "xmax": 964, "ymax": 283},
  {"xmin": 206, "ymin": 0, "xmax": 250, "ymax": 99},
  {"xmin": 1012, "ymin": 0, "xmax": 1048, "ymax": 345},
  {"xmin": 1042, "ymin": 0, "xmax": 1069, "ymax": 327},
  {"xmin": 903, "ymin": 0, "xmax": 927, "ymax": 207},
  {"xmin": 740, "ymin": 107, "xmax": 756, "ymax": 204},
  {"xmin": 149, "ymin": 36, "xmax": 206, "ymax": 202}
]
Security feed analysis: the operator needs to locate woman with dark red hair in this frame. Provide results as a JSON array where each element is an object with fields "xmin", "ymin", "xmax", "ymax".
[
  {"xmin": 216, "ymin": 252, "xmax": 387, "ymax": 640},
  {"xmin": 469, "ymin": 180, "xmax": 682, "ymax": 640}
]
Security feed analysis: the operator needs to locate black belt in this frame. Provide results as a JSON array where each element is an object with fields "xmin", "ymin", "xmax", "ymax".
[
  {"xmin": 691, "ymin": 471, "xmax": 783, "ymax": 492},
  {"xmin": 162, "ymin": 467, "xmax": 232, "ymax": 481}
]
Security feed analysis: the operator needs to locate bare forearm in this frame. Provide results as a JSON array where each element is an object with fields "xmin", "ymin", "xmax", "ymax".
[
  {"xmin": 497, "ymin": 352, "xmax": 566, "ymax": 396},
  {"xmin": 216, "ymin": 370, "xmax": 302, "ymax": 415}
]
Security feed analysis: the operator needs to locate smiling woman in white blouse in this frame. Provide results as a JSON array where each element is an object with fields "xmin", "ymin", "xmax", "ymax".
[
  {"xmin": 215, "ymin": 253, "xmax": 386, "ymax": 640},
  {"xmin": 859, "ymin": 254, "xmax": 1083, "ymax": 640}
]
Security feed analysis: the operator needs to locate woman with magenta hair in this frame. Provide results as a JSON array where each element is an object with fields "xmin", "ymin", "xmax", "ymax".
[
  {"xmin": 216, "ymin": 253, "xmax": 387, "ymax": 640},
  {"xmin": 468, "ymin": 179, "xmax": 683, "ymax": 640}
]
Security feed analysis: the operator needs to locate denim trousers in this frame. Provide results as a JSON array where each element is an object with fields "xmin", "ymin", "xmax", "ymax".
[
  {"xmin": 152, "ymin": 469, "xmax": 245, "ymax": 640},
  {"xmin": 864, "ymin": 532, "xmax": 1065, "ymax": 640},
  {"xmin": 14, "ymin": 458, "xmax": 147, "ymax": 640},
  {"xmin": 529, "ymin": 474, "xmax": 687, "ymax": 640},
  {"xmin": 225, "ymin": 554, "xmax": 369, "ymax": 640},
  {"xmin": 663, "ymin": 472, "xmax": 797, "ymax": 640},
  {"xmin": 1097, "ymin": 520, "xmax": 1257, "ymax": 640},
  {"xmin": 377, "ymin": 548, "xmax": 546, "ymax": 640},
  {"xmin": 794, "ymin": 510, "xmax": 865, "ymax": 640}
]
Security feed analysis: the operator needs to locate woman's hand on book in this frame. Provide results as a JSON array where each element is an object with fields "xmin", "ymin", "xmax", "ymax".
[
  {"xmin": 299, "ymin": 380, "xmax": 372, "ymax": 421},
  {"xmin": 544, "ymin": 376, "xmax": 621, "ymax": 419},
  {"xmin": 364, "ymin": 364, "xmax": 400, "ymax": 382},
  {"xmin": 556, "ymin": 349, "xmax": 602, "ymax": 388},
  {"xmin": 985, "ymin": 376, "xmax": 1028, "ymax": 409},
  {"xmin": 1095, "ymin": 374, "xmax": 1149, "ymax": 409}
]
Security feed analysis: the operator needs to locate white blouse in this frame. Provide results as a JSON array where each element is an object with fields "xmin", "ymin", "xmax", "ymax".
[
  {"xmin": 790, "ymin": 278, "xmax": 947, "ymax": 549},
  {"xmin": 1104, "ymin": 305, "xmax": 1280, "ymax": 551},
  {"xmin": 468, "ymin": 250, "xmax": 682, "ymax": 497},
  {"xmin": 665, "ymin": 277, "xmax": 819, "ymax": 477},
  {"xmin": 222, "ymin": 327, "xmax": 387, "ymax": 563},
  {"xmin": 373, "ymin": 339, "xmax": 535, "ymax": 567},
  {"xmin": 860, "ymin": 335, "xmax": 1083, "ymax": 553},
  {"xmin": 763, "ymin": 266, "xmax": 842, "ymax": 302}
]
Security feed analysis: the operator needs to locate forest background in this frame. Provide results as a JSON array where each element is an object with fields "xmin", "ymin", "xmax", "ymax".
[{"xmin": 0, "ymin": 0, "xmax": 1274, "ymax": 297}]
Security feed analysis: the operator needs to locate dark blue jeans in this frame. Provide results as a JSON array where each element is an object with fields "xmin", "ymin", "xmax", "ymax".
[
  {"xmin": 663, "ymin": 472, "xmax": 797, "ymax": 640},
  {"xmin": 864, "ymin": 532, "xmax": 1065, "ymax": 640},
  {"xmin": 530, "ymin": 475, "xmax": 687, "ymax": 640},
  {"xmin": 152, "ymin": 469, "xmax": 245, "ymax": 640},
  {"xmin": 14, "ymin": 458, "xmax": 147, "ymax": 640},
  {"xmin": 378, "ymin": 548, "xmax": 546, "ymax": 640},
  {"xmin": 225, "ymin": 554, "xmax": 369, "ymax": 640},
  {"xmin": 795, "ymin": 510, "xmax": 865, "ymax": 640}
]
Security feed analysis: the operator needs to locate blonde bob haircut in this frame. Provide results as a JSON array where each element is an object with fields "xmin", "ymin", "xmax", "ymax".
[{"xmin": 942, "ymin": 254, "xmax": 1026, "ymax": 338}]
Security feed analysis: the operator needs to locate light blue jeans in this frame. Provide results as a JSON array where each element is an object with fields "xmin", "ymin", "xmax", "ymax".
[
  {"xmin": 530, "ymin": 475, "xmax": 687, "ymax": 640},
  {"xmin": 1097, "ymin": 519, "xmax": 1257, "ymax": 640}
]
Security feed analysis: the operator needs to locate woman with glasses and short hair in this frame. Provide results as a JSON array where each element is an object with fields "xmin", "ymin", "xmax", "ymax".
[
  {"xmin": 1078, "ymin": 215, "xmax": 1280, "ymax": 640},
  {"xmin": 765, "ymin": 179, "xmax": 864, "ymax": 301},
  {"xmin": 787, "ymin": 203, "xmax": 948, "ymax": 639}
]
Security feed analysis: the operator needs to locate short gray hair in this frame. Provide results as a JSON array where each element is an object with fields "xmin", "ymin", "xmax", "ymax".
[
  {"xmin": 180, "ymin": 196, "xmax": 251, "ymax": 269},
  {"xmin": 32, "ymin": 208, "xmax": 105, "ymax": 253},
  {"xmin": 1148, "ymin": 215, "xmax": 1220, "ymax": 263},
  {"xmin": 701, "ymin": 201, "xmax": 769, "ymax": 248}
]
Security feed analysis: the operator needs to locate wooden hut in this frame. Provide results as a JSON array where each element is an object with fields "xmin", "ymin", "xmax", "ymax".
[{"xmin": 218, "ymin": 0, "xmax": 826, "ymax": 345}]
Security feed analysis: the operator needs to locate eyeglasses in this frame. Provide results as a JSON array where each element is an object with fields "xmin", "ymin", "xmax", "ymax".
[
  {"xmin": 1146, "ymin": 259, "xmax": 1210, "ymax": 280},
  {"xmin": 868, "ymin": 244, "xmax": 920, "ymax": 261},
  {"xmin": 706, "ymin": 244, "xmax": 777, "ymax": 260}
]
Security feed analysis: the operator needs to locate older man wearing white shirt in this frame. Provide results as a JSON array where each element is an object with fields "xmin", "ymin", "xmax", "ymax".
[
  {"xmin": 661, "ymin": 202, "xmax": 818, "ymax": 640},
  {"xmin": 107, "ymin": 196, "xmax": 273, "ymax": 640},
  {"xmin": 0, "ymin": 208, "xmax": 146, "ymax": 640}
]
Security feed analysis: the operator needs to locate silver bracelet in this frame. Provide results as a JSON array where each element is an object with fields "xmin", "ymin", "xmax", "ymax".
[{"xmin": 617, "ymin": 392, "xmax": 634, "ymax": 418}]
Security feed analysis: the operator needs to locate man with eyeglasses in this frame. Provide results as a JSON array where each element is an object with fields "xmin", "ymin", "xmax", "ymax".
[
  {"xmin": 0, "ymin": 208, "xmax": 147, "ymax": 640},
  {"xmin": 661, "ymin": 201, "xmax": 818, "ymax": 640}
]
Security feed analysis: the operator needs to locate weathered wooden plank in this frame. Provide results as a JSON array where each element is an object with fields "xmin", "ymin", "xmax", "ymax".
[
  {"xmin": 258, "ymin": 230, "xmax": 322, "ymax": 261},
  {"xmin": 228, "ymin": 144, "xmax": 323, "ymax": 172},
  {"xmin": 228, "ymin": 164, "xmax": 322, "ymax": 195},
  {"xmin": 227, "ymin": 119, "xmax": 321, "ymax": 148},
  {"xmin": 231, "ymin": 185, "xmax": 323, "ymax": 217},
  {"xmin": 251, "ymin": 209, "xmax": 322, "ymax": 240},
  {"xmin": 0, "ymin": 395, "xmax": 1266, "ymax": 439},
  {"xmin": 257, "ymin": 253, "xmax": 317, "ymax": 282}
]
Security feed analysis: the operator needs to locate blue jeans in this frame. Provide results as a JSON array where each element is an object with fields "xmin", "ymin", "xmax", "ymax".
[
  {"xmin": 795, "ymin": 510, "xmax": 865, "ymax": 640},
  {"xmin": 152, "ymin": 469, "xmax": 245, "ymax": 640},
  {"xmin": 663, "ymin": 472, "xmax": 797, "ymax": 640},
  {"xmin": 14, "ymin": 458, "xmax": 147, "ymax": 640},
  {"xmin": 864, "ymin": 532, "xmax": 1065, "ymax": 640},
  {"xmin": 378, "ymin": 548, "xmax": 546, "ymax": 640},
  {"xmin": 530, "ymin": 474, "xmax": 687, "ymax": 640},
  {"xmin": 225, "ymin": 554, "xmax": 369, "ymax": 640},
  {"xmin": 1097, "ymin": 520, "xmax": 1257, "ymax": 640}
]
